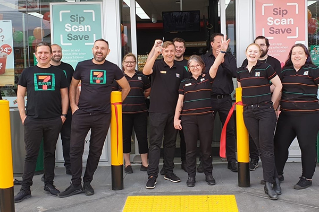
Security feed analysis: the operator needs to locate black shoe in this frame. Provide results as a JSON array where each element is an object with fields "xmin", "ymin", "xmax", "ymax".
[
  {"xmin": 186, "ymin": 176, "xmax": 196, "ymax": 187},
  {"xmin": 261, "ymin": 175, "xmax": 284, "ymax": 185},
  {"xmin": 197, "ymin": 162, "xmax": 204, "ymax": 173},
  {"xmin": 227, "ymin": 161, "xmax": 238, "ymax": 172},
  {"xmin": 264, "ymin": 182, "xmax": 278, "ymax": 200},
  {"xmin": 205, "ymin": 174, "xmax": 216, "ymax": 185},
  {"xmin": 160, "ymin": 167, "xmax": 165, "ymax": 175},
  {"xmin": 294, "ymin": 176, "xmax": 312, "ymax": 190},
  {"xmin": 44, "ymin": 184, "xmax": 60, "ymax": 196},
  {"xmin": 146, "ymin": 176, "xmax": 157, "ymax": 189},
  {"xmin": 249, "ymin": 159, "xmax": 259, "ymax": 171},
  {"xmin": 58, "ymin": 183, "xmax": 83, "ymax": 198},
  {"xmin": 125, "ymin": 165, "xmax": 133, "ymax": 174},
  {"xmin": 83, "ymin": 182, "xmax": 94, "ymax": 196},
  {"xmin": 181, "ymin": 161, "xmax": 187, "ymax": 172},
  {"xmin": 164, "ymin": 173, "xmax": 181, "ymax": 183},
  {"xmin": 66, "ymin": 168, "xmax": 72, "ymax": 175},
  {"xmin": 14, "ymin": 189, "xmax": 31, "ymax": 203},
  {"xmin": 140, "ymin": 165, "xmax": 148, "ymax": 171},
  {"xmin": 273, "ymin": 178, "xmax": 282, "ymax": 195}
]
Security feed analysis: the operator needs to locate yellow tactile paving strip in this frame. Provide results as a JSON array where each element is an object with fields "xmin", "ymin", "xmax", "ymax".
[{"xmin": 123, "ymin": 195, "xmax": 238, "ymax": 212}]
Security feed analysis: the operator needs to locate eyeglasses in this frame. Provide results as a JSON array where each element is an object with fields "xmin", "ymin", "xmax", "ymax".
[
  {"xmin": 189, "ymin": 64, "xmax": 201, "ymax": 69},
  {"xmin": 124, "ymin": 61, "xmax": 136, "ymax": 64}
]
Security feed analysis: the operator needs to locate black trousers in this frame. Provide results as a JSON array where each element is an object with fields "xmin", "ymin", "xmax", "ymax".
[
  {"xmin": 70, "ymin": 109, "xmax": 110, "ymax": 186},
  {"xmin": 179, "ymin": 129, "xmax": 186, "ymax": 162},
  {"xmin": 147, "ymin": 112, "xmax": 177, "ymax": 178},
  {"xmin": 22, "ymin": 117, "xmax": 62, "ymax": 190},
  {"xmin": 182, "ymin": 113, "xmax": 214, "ymax": 177},
  {"xmin": 211, "ymin": 96, "xmax": 237, "ymax": 162},
  {"xmin": 243, "ymin": 103, "xmax": 277, "ymax": 183},
  {"xmin": 249, "ymin": 135, "xmax": 260, "ymax": 161},
  {"xmin": 122, "ymin": 112, "xmax": 148, "ymax": 154},
  {"xmin": 60, "ymin": 109, "xmax": 72, "ymax": 169},
  {"xmin": 274, "ymin": 112, "xmax": 319, "ymax": 179}
]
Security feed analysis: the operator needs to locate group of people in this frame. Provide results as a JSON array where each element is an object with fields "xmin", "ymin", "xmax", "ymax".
[{"xmin": 14, "ymin": 33, "xmax": 319, "ymax": 203}]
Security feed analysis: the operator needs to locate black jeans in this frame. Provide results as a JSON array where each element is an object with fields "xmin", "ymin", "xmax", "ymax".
[
  {"xmin": 249, "ymin": 135, "xmax": 260, "ymax": 161},
  {"xmin": 211, "ymin": 96, "xmax": 237, "ymax": 162},
  {"xmin": 243, "ymin": 103, "xmax": 277, "ymax": 183},
  {"xmin": 182, "ymin": 113, "xmax": 214, "ymax": 177},
  {"xmin": 22, "ymin": 117, "xmax": 62, "ymax": 190},
  {"xmin": 274, "ymin": 112, "xmax": 319, "ymax": 179},
  {"xmin": 60, "ymin": 109, "xmax": 72, "ymax": 169},
  {"xmin": 70, "ymin": 109, "xmax": 111, "ymax": 185},
  {"xmin": 147, "ymin": 112, "xmax": 177, "ymax": 178},
  {"xmin": 122, "ymin": 112, "xmax": 148, "ymax": 154},
  {"xmin": 179, "ymin": 129, "xmax": 186, "ymax": 162}
]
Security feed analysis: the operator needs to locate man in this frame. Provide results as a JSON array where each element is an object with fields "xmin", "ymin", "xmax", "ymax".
[
  {"xmin": 143, "ymin": 40, "xmax": 189, "ymax": 189},
  {"xmin": 159, "ymin": 37, "xmax": 188, "ymax": 175},
  {"xmin": 59, "ymin": 39, "xmax": 130, "ymax": 197},
  {"xmin": 242, "ymin": 36, "xmax": 281, "ymax": 171},
  {"xmin": 51, "ymin": 44, "xmax": 75, "ymax": 175},
  {"xmin": 15, "ymin": 42, "xmax": 69, "ymax": 203},
  {"xmin": 201, "ymin": 33, "xmax": 238, "ymax": 172}
]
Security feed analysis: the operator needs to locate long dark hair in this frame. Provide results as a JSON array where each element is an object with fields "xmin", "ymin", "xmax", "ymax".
[{"xmin": 284, "ymin": 43, "xmax": 313, "ymax": 67}]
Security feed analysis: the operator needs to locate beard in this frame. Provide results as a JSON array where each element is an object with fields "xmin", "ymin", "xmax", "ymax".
[
  {"xmin": 94, "ymin": 53, "xmax": 106, "ymax": 62},
  {"xmin": 51, "ymin": 56, "xmax": 61, "ymax": 63},
  {"xmin": 260, "ymin": 48, "xmax": 268, "ymax": 58}
]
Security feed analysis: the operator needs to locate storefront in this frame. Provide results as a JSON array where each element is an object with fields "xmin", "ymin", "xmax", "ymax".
[{"xmin": 0, "ymin": 0, "xmax": 317, "ymax": 166}]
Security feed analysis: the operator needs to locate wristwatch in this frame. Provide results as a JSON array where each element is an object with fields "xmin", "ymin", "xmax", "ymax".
[{"xmin": 61, "ymin": 114, "xmax": 67, "ymax": 118}]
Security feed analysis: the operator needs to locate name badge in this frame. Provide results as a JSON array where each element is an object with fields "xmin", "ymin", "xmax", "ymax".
[
  {"xmin": 160, "ymin": 71, "xmax": 166, "ymax": 74},
  {"xmin": 255, "ymin": 72, "xmax": 260, "ymax": 77},
  {"xmin": 176, "ymin": 73, "xmax": 180, "ymax": 78},
  {"xmin": 138, "ymin": 76, "xmax": 142, "ymax": 80},
  {"xmin": 304, "ymin": 71, "xmax": 309, "ymax": 75},
  {"xmin": 185, "ymin": 83, "xmax": 192, "ymax": 86}
]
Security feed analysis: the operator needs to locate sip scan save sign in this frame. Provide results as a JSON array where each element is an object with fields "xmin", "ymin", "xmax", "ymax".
[{"xmin": 51, "ymin": 2, "xmax": 103, "ymax": 68}]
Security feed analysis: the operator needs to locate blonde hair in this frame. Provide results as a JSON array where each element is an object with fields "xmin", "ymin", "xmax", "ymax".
[{"xmin": 162, "ymin": 41, "xmax": 174, "ymax": 49}]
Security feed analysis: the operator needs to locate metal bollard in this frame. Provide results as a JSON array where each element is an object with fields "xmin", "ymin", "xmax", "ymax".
[
  {"xmin": 0, "ymin": 100, "xmax": 15, "ymax": 212},
  {"xmin": 236, "ymin": 88, "xmax": 250, "ymax": 187},
  {"xmin": 110, "ymin": 91, "xmax": 124, "ymax": 190}
]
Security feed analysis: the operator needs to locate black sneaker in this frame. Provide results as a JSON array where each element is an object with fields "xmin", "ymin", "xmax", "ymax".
[
  {"xmin": 294, "ymin": 176, "xmax": 312, "ymax": 190},
  {"xmin": 227, "ymin": 161, "xmax": 238, "ymax": 172},
  {"xmin": 140, "ymin": 165, "xmax": 148, "ymax": 171},
  {"xmin": 249, "ymin": 159, "xmax": 259, "ymax": 171},
  {"xmin": 125, "ymin": 165, "xmax": 133, "ymax": 174},
  {"xmin": 197, "ymin": 162, "xmax": 204, "ymax": 173},
  {"xmin": 164, "ymin": 173, "xmax": 181, "ymax": 183},
  {"xmin": 58, "ymin": 183, "xmax": 83, "ymax": 198},
  {"xmin": 83, "ymin": 182, "xmax": 94, "ymax": 196},
  {"xmin": 44, "ymin": 184, "xmax": 60, "ymax": 196},
  {"xmin": 146, "ymin": 176, "xmax": 157, "ymax": 189},
  {"xmin": 205, "ymin": 174, "xmax": 216, "ymax": 185},
  {"xmin": 186, "ymin": 177, "xmax": 196, "ymax": 187},
  {"xmin": 14, "ymin": 189, "xmax": 31, "ymax": 203},
  {"xmin": 160, "ymin": 167, "xmax": 165, "ymax": 175}
]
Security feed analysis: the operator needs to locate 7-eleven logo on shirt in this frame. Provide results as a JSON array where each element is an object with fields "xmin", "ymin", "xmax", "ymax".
[
  {"xmin": 90, "ymin": 70, "xmax": 106, "ymax": 84},
  {"xmin": 34, "ymin": 73, "xmax": 55, "ymax": 91}
]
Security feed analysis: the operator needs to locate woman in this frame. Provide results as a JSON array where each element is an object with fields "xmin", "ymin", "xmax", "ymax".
[
  {"xmin": 237, "ymin": 43, "xmax": 282, "ymax": 200},
  {"xmin": 274, "ymin": 44, "xmax": 319, "ymax": 190},
  {"xmin": 118, "ymin": 53, "xmax": 151, "ymax": 174},
  {"xmin": 174, "ymin": 37, "xmax": 229, "ymax": 187}
]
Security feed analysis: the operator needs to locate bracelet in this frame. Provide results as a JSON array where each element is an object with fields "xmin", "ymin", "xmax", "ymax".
[
  {"xmin": 220, "ymin": 50, "xmax": 226, "ymax": 53},
  {"xmin": 61, "ymin": 114, "xmax": 67, "ymax": 117}
]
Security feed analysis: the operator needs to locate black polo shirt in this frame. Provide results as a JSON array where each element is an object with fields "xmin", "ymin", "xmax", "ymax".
[
  {"xmin": 175, "ymin": 59, "xmax": 188, "ymax": 71},
  {"xmin": 114, "ymin": 70, "xmax": 150, "ymax": 114},
  {"xmin": 147, "ymin": 59, "xmax": 189, "ymax": 114},
  {"xmin": 242, "ymin": 55, "xmax": 281, "ymax": 76},
  {"xmin": 237, "ymin": 61, "xmax": 276, "ymax": 105},
  {"xmin": 280, "ymin": 64, "xmax": 319, "ymax": 112},
  {"xmin": 179, "ymin": 74, "xmax": 213, "ymax": 116},
  {"xmin": 73, "ymin": 59, "xmax": 124, "ymax": 113},
  {"xmin": 201, "ymin": 51, "xmax": 237, "ymax": 95}
]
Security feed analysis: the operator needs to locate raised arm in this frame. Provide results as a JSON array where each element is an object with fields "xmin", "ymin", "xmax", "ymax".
[
  {"xmin": 146, "ymin": 39, "xmax": 163, "ymax": 62},
  {"xmin": 143, "ymin": 43, "xmax": 162, "ymax": 76},
  {"xmin": 209, "ymin": 36, "xmax": 230, "ymax": 79}
]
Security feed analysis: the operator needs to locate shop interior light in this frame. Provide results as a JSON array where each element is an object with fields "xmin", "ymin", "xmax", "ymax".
[
  {"xmin": 28, "ymin": 12, "xmax": 43, "ymax": 19},
  {"xmin": 123, "ymin": 0, "xmax": 150, "ymax": 19}
]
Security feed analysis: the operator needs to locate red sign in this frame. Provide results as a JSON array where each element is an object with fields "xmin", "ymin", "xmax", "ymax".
[{"xmin": 255, "ymin": 0, "xmax": 306, "ymax": 65}]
